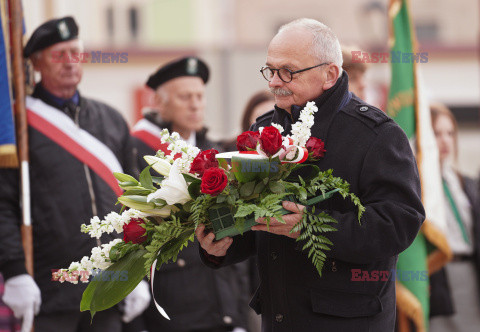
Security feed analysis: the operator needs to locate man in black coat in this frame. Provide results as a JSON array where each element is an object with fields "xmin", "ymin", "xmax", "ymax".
[
  {"xmin": 133, "ymin": 57, "xmax": 249, "ymax": 332},
  {"xmin": 196, "ymin": 18, "xmax": 425, "ymax": 332}
]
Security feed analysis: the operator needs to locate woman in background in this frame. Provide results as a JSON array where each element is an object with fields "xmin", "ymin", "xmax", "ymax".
[
  {"xmin": 429, "ymin": 103, "xmax": 480, "ymax": 331},
  {"xmin": 222, "ymin": 90, "xmax": 274, "ymax": 152}
]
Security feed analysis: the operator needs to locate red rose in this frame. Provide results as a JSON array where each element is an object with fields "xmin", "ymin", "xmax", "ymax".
[
  {"xmin": 123, "ymin": 218, "xmax": 147, "ymax": 244},
  {"xmin": 189, "ymin": 149, "xmax": 219, "ymax": 177},
  {"xmin": 260, "ymin": 126, "xmax": 283, "ymax": 156},
  {"xmin": 200, "ymin": 168, "xmax": 228, "ymax": 196},
  {"xmin": 236, "ymin": 131, "xmax": 260, "ymax": 151},
  {"xmin": 305, "ymin": 137, "xmax": 326, "ymax": 160}
]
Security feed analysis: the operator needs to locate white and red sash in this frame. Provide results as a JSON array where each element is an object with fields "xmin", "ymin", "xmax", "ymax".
[
  {"xmin": 131, "ymin": 118, "xmax": 170, "ymax": 154},
  {"xmin": 26, "ymin": 96, "xmax": 123, "ymax": 196}
]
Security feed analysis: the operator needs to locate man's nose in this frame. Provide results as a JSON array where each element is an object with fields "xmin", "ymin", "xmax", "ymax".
[
  {"xmin": 269, "ymin": 71, "xmax": 284, "ymax": 87},
  {"xmin": 191, "ymin": 97, "xmax": 204, "ymax": 110}
]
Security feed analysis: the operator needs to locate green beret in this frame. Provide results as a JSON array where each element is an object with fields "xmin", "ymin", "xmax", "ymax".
[
  {"xmin": 146, "ymin": 57, "xmax": 209, "ymax": 90},
  {"xmin": 24, "ymin": 16, "xmax": 78, "ymax": 58}
]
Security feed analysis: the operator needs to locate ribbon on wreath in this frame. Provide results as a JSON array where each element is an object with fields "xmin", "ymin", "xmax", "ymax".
[
  {"xmin": 149, "ymin": 259, "xmax": 170, "ymax": 320},
  {"xmin": 252, "ymin": 137, "xmax": 309, "ymax": 164}
]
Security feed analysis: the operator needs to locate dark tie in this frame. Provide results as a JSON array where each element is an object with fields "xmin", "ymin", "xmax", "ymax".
[{"xmin": 63, "ymin": 101, "xmax": 78, "ymax": 121}]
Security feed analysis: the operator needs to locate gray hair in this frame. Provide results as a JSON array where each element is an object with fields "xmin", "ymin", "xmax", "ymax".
[{"xmin": 278, "ymin": 18, "xmax": 343, "ymax": 69}]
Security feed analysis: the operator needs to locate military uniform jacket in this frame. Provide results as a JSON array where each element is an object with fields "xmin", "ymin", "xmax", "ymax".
[
  {"xmin": 0, "ymin": 85, "xmax": 137, "ymax": 313},
  {"xmin": 132, "ymin": 120, "xmax": 248, "ymax": 331},
  {"xmin": 202, "ymin": 73, "xmax": 425, "ymax": 332}
]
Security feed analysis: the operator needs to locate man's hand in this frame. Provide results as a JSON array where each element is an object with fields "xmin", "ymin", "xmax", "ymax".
[
  {"xmin": 195, "ymin": 224, "xmax": 233, "ymax": 257},
  {"xmin": 122, "ymin": 280, "xmax": 151, "ymax": 323},
  {"xmin": 3, "ymin": 274, "xmax": 41, "ymax": 332},
  {"xmin": 251, "ymin": 201, "xmax": 305, "ymax": 238}
]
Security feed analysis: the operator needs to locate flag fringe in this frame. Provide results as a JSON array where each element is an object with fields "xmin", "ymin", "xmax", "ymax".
[
  {"xmin": 0, "ymin": 144, "xmax": 18, "ymax": 167},
  {"xmin": 396, "ymin": 281, "xmax": 426, "ymax": 332},
  {"xmin": 421, "ymin": 220, "xmax": 453, "ymax": 274}
]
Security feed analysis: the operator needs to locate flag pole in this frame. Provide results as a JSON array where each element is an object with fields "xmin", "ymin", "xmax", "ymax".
[{"xmin": 10, "ymin": 0, "xmax": 33, "ymax": 277}]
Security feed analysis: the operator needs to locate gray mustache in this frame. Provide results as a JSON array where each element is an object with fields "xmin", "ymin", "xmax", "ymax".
[{"xmin": 270, "ymin": 87, "xmax": 293, "ymax": 96}]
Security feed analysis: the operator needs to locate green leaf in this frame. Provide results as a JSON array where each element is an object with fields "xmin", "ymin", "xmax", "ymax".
[
  {"xmin": 119, "ymin": 185, "xmax": 149, "ymax": 191},
  {"xmin": 182, "ymin": 173, "xmax": 199, "ymax": 183},
  {"xmin": 239, "ymin": 181, "xmax": 256, "ymax": 197},
  {"xmin": 188, "ymin": 180, "xmax": 202, "ymax": 199},
  {"xmin": 155, "ymin": 230, "xmax": 195, "ymax": 266},
  {"xmin": 268, "ymin": 181, "xmax": 285, "ymax": 194},
  {"xmin": 234, "ymin": 204, "xmax": 257, "ymax": 218},
  {"xmin": 139, "ymin": 166, "xmax": 154, "ymax": 190},
  {"xmin": 226, "ymin": 194, "xmax": 236, "ymax": 205},
  {"xmin": 118, "ymin": 195, "xmax": 156, "ymax": 211},
  {"xmin": 80, "ymin": 250, "xmax": 148, "ymax": 317},
  {"xmin": 123, "ymin": 189, "xmax": 154, "ymax": 196},
  {"xmin": 253, "ymin": 182, "xmax": 266, "ymax": 195},
  {"xmin": 118, "ymin": 181, "xmax": 138, "ymax": 188},
  {"xmin": 151, "ymin": 176, "xmax": 164, "ymax": 185},
  {"xmin": 216, "ymin": 195, "xmax": 227, "ymax": 204},
  {"xmin": 114, "ymin": 172, "xmax": 138, "ymax": 184},
  {"xmin": 109, "ymin": 242, "xmax": 141, "ymax": 262}
]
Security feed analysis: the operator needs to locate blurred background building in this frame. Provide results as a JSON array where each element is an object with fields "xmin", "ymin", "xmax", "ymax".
[{"xmin": 23, "ymin": 0, "xmax": 479, "ymax": 176}]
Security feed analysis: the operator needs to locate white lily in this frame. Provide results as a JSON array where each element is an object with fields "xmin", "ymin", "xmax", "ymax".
[
  {"xmin": 144, "ymin": 155, "xmax": 172, "ymax": 176},
  {"xmin": 147, "ymin": 160, "xmax": 191, "ymax": 205}
]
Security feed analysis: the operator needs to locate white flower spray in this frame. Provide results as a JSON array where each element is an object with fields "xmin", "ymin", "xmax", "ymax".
[
  {"xmin": 271, "ymin": 101, "xmax": 318, "ymax": 147},
  {"xmin": 159, "ymin": 129, "xmax": 200, "ymax": 173},
  {"xmin": 56, "ymin": 209, "xmax": 146, "ymax": 284},
  {"xmin": 289, "ymin": 101, "xmax": 318, "ymax": 146}
]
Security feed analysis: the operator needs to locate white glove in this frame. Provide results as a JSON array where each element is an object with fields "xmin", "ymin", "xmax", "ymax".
[
  {"xmin": 3, "ymin": 274, "xmax": 42, "ymax": 332},
  {"xmin": 122, "ymin": 280, "xmax": 151, "ymax": 323}
]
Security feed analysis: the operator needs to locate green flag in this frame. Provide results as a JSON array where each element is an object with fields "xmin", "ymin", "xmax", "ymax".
[
  {"xmin": 387, "ymin": 0, "xmax": 415, "ymax": 139},
  {"xmin": 387, "ymin": 1, "xmax": 451, "ymax": 331}
]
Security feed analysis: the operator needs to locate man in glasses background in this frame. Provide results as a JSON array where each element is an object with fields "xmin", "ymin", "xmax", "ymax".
[{"xmin": 197, "ymin": 17, "xmax": 424, "ymax": 331}]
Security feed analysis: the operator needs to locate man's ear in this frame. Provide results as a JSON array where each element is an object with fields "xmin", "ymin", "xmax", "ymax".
[
  {"xmin": 322, "ymin": 64, "xmax": 341, "ymax": 90},
  {"xmin": 154, "ymin": 89, "xmax": 170, "ymax": 121},
  {"xmin": 30, "ymin": 53, "xmax": 42, "ymax": 72}
]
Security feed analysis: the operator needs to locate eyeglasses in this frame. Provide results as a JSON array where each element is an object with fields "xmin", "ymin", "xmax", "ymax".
[{"xmin": 260, "ymin": 62, "xmax": 330, "ymax": 83}]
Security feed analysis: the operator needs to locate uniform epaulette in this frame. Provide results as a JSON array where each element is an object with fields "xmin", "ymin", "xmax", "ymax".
[{"xmin": 341, "ymin": 100, "xmax": 391, "ymax": 129}]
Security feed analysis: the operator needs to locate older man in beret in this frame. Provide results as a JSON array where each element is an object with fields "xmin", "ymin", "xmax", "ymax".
[
  {"xmin": 132, "ymin": 57, "xmax": 249, "ymax": 332},
  {"xmin": 132, "ymin": 56, "xmax": 221, "ymax": 168},
  {"xmin": 0, "ymin": 16, "xmax": 150, "ymax": 332}
]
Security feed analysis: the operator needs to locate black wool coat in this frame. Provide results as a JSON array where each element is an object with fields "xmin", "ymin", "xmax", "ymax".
[{"xmin": 202, "ymin": 74, "xmax": 425, "ymax": 332}]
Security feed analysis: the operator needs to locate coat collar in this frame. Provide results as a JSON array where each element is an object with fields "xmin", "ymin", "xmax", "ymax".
[{"xmin": 32, "ymin": 83, "xmax": 80, "ymax": 109}]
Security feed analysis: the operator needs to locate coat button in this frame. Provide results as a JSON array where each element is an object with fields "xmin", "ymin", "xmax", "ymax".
[
  {"xmin": 270, "ymin": 252, "xmax": 278, "ymax": 260},
  {"xmin": 177, "ymin": 259, "xmax": 186, "ymax": 267},
  {"xmin": 359, "ymin": 106, "xmax": 369, "ymax": 112},
  {"xmin": 275, "ymin": 314, "xmax": 284, "ymax": 322},
  {"xmin": 223, "ymin": 315, "xmax": 232, "ymax": 324}
]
